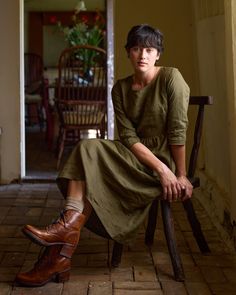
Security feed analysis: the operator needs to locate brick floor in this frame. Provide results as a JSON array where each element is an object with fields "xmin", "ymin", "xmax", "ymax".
[{"xmin": 0, "ymin": 182, "xmax": 235, "ymax": 294}]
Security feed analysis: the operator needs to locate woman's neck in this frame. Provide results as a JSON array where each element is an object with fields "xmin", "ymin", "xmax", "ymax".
[{"xmin": 132, "ymin": 67, "xmax": 161, "ymax": 90}]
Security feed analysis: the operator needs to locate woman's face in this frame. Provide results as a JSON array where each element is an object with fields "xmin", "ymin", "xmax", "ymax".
[{"xmin": 128, "ymin": 46, "xmax": 160, "ymax": 73}]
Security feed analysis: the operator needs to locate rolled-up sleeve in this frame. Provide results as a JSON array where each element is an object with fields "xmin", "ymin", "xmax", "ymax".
[
  {"xmin": 112, "ymin": 81, "xmax": 140, "ymax": 148},
  {"xmin": 167, "ymin": 69, "xmax": 190, "ymax": 145}
]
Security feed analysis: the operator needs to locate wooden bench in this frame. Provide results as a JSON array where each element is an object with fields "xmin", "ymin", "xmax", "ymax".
[{"xmin": 85, "ymin": 95, "xmax": 213, "ymax": 281}]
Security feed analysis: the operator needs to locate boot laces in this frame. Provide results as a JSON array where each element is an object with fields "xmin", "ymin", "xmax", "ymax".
[{"xmin": 46, "ymin": 210, "xmax": 67, "ymax": 231}]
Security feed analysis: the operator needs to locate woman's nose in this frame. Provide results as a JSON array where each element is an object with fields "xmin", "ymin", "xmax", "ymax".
[{"xmin": 140, "ymin": 49, "xmax": 147, "ymax": 58}]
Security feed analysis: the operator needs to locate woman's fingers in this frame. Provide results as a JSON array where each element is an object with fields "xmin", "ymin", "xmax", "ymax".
[
  {"xmin": 162, "ymin": 176, "xmax": 194, "ymax": 202},
  {"xmin": 159, "ymin": 167, "xmax": 183, "ymax": 202},
  {"xmin": 162, "ymin": 187, "xmax": 168, "ymax": 200},
  {"xmin": 167, "ymin": 186, "xmax": 173, "ymax": 202},
  {"xmin": 181, "ymin": 186, "xmax": 193, "ymax": 201},
  {"xmin": 176, "ymin": 183, "xmax": 182, "ymax": 198},
  {"xmin": 176, "ymin": 176, "xmax": 193, "ymax": 201},
  {"xmin": 171, "ymin": 184, "xmax": 178, "ymax": 201},
  {"xmin": 162, "ymin": 182, "xmax": 180, "ymax": 202}
]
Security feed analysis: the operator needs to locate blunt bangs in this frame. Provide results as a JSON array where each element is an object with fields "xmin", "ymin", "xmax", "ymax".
[
  {"xmin": 130, "ymin": 35, "xmax": 160, "ymax": 50},
  {"xmin": 125, "ymin": 24, "xmax": 164, "ymax": 54}
]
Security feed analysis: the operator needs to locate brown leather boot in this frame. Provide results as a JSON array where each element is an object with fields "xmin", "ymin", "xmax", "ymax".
[
  {"xmin": 15, "ymin": 245, "xmax": 71, "ymax": 287},
  {"xmin": 22, "ymin": 209, "xmax": 86, "ymax": 249}
]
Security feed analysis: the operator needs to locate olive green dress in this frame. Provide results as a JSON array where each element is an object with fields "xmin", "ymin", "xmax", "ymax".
[{"xmin": 57, "ymin": 67, "xmax": 190, "ymax": 244}]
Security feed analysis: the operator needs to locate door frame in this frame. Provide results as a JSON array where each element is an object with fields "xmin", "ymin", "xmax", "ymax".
[{"xmin": 106, "ymin": 0, "xmax": 114, "ymax": 139}]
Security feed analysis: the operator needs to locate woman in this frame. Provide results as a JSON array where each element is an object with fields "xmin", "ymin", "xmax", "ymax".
[{"xmin": 15, "ymin": 24, "xmax": 193, "ymax": 287}]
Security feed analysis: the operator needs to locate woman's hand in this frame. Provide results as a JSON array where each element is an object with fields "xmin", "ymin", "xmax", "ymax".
[
  {"xmin": 158, "ymin": 163, "xmax": 182, "ymax": 202},
  {"xmin": 129, "ymin": 143, "xmax": 191, "ymax": 202},
  {"xmin": 177, "ymin": 175, "xmax": 193, "ymax": 201}
]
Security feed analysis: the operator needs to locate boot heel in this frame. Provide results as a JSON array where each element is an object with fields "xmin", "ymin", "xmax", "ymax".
[{"xmin": 56, "ymin": 269, "xmax": 70, "ymax": 283}]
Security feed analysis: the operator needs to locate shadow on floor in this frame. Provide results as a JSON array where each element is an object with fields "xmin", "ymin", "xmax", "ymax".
[
  {"xmin": 25, "ymin": 127, "xmax": 97, "ymax": 180},
  {"xmin": 25, "ymin": 127, "xmax": 58, "ymax": 180}
]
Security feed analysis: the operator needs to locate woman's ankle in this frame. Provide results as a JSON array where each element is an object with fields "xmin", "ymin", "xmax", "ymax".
[{"xmin": 65, "ymin": 197, "xmax": 84, "ymax": 213}]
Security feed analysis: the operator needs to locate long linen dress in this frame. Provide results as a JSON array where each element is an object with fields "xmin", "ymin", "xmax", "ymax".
[{"xmin": 57, "ymin": 67, "xmax": 190, "ymax": 244}]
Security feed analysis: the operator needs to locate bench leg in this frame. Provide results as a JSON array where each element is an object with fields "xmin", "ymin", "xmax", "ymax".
[
  {"xmin": 183, "ymin": 199, "xmax": 210, "ymax": 254},
  {"xmin": 161, "ymin": 200, "xmax": 185, "ymax": 282},
  {"xmin": 111, "ymin": 242, "xmax": 123, "ymax": 267},
  {"xmin": 145, "ymin": 199, "xmax": 159, "ymax": 246}
]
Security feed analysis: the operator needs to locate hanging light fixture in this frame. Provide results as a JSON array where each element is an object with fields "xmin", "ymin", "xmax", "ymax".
[{"xmin": 75, "ymin": 0, "xmax": 87, "ymax": 14}]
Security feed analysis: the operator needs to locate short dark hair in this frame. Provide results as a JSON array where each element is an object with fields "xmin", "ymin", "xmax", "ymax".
[{"xmin": 125, "ymin": 24, "xmax": 164, "ymax": 54}]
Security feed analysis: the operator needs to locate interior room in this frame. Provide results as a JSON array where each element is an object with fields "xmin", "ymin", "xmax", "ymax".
[
  {"xmin": 1, "ymin": 0, "xmax": 236, "ymax": 293},
  {"xmin": 24, "ymin": 0, "xmax": 107, "ymax": 179}
]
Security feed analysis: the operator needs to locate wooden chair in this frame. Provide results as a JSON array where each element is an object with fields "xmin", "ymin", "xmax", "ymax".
[
  {"xmin": 85, "ymin": 95, "xmax": 213, "ymax": 282},
  {"xmin": 55, "ymin": 45, "xmax": 107, "ymax": 169},
  {"xmin": 24, "ymin": 53, "xmax": 45, "ymax": 129}
]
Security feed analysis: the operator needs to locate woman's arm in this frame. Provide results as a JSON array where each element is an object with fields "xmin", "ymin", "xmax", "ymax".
[
  {"xmin": 131, "ymin": 142, "xmax": 182, "ymax": 202},
  {"xmin": 112, "ymin": 77, "xmax": 191, "ymax": 202},
  {"xmin": 112, "ymin": 82, "xmax": 141, "ymax": 148},
  {"xmin": 166, "ymin": 69, "xmax": 192, "ymax": 201},
  {"xmin": 112, "ymin": 82, "xmax": 181, "ymax": 201},
  {"xmin": 170, "ymin": 145, "xmax": 193, "ymax": 201}
]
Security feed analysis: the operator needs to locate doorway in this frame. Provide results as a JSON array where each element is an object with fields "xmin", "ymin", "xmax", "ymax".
[{"xmin": 22, "ymin": 0, "xmax": 114, "ymax": 180}]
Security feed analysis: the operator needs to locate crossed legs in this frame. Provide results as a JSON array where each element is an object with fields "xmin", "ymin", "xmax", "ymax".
[{"xmin": 15, "ymin": 180, "xmax": 92, "ymax": 287}]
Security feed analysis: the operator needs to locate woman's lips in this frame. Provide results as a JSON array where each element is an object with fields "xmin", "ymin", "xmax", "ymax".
[{"xmin": 138, "ymin": 62, "xmax": 147, "ymax": 66}]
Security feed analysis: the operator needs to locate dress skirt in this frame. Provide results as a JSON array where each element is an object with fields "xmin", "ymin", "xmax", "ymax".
[{"xmin": 57, "ymin": 138, "xmax": 163, "ymax": 244}]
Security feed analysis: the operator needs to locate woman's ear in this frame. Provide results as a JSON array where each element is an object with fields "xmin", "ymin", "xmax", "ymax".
[{"xmin": 155, "ymin": 52, "xmax": 160, "ymax": 66}]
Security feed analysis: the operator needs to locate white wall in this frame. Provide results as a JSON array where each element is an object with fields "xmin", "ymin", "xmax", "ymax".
[
  {"xmin": 196, "ymin": 15, "xmax": 230, "ymax": 194},
  {"xmin": 194, "ymin": 13, "xmax": 231, "ymax": 224},
  {"xmin": 224, "ymin": 0, "xmax": 236, "ymax": 224},
  {"xmin": 192, "ymin": 0, "xmax": 236, "ymax": 240},
  {"xmin": 0, "ymin": 1, "xmax": 22, "ymax": 183}
]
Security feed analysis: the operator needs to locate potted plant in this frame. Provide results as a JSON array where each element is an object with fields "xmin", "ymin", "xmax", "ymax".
[
  {"xmin": 58, "ymin": 11, "xmax": 105, "ymax": 48},
  {"xmin": 58, "ymin": 10, "xmax": 105, "ymax": 80}
]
